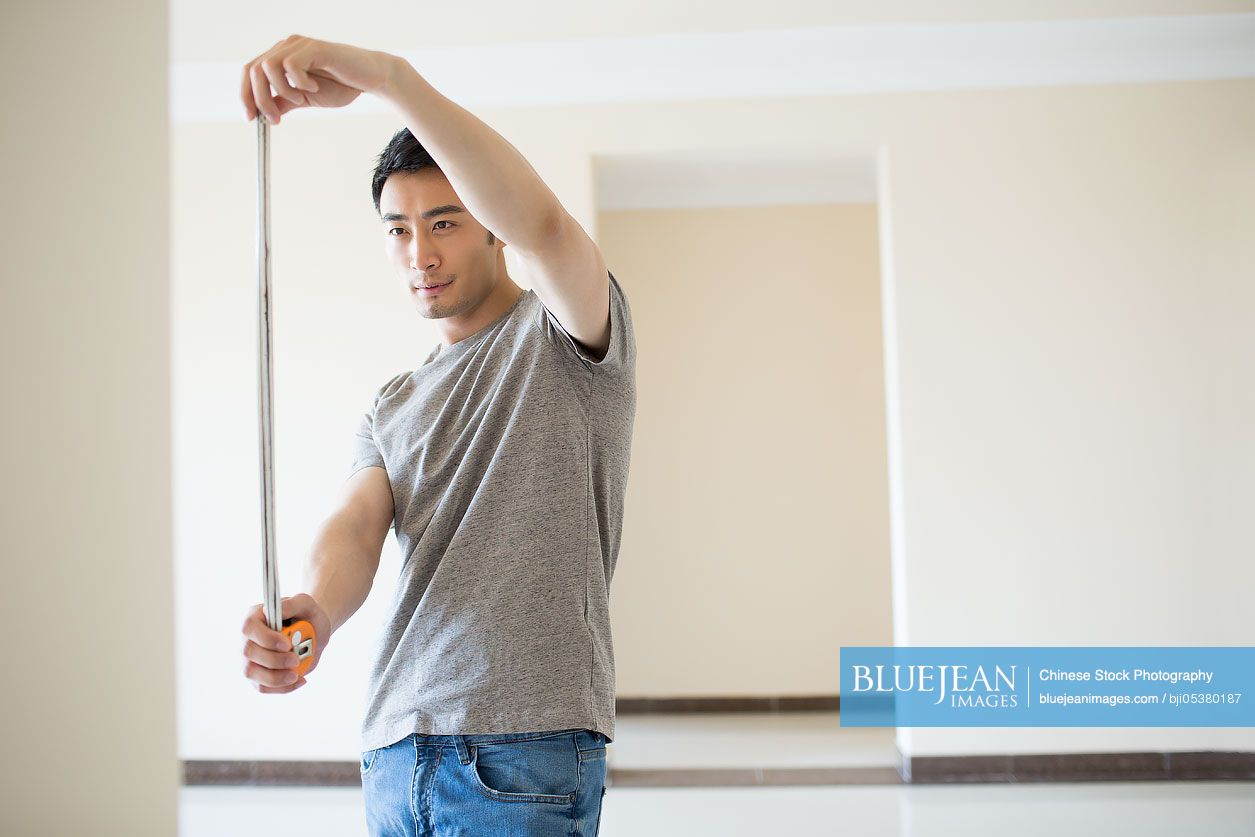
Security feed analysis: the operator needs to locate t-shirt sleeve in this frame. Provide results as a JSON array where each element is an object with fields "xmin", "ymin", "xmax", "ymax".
[
  {"xmin": 536, "ymin": 269, "xmax": 636, "ymax": 374},
  {"xmin": 347, "ymin": 374, "xmax": 402, "ymax": 480}
]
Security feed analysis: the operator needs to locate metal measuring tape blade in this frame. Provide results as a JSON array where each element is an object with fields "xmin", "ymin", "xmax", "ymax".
[{"xmin": 257, "ymin": 117, "xmax": 316, "ymax": 676}]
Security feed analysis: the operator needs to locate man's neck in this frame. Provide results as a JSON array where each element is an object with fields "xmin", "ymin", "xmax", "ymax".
[{"xmin": 438, "ymin": 278, "xmax": 524, "ymax": 347}]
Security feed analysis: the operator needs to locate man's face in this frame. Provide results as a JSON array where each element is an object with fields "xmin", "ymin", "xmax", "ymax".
[{"xmin": 379, "ymin": 169, "xmax": 502, "ymax": 320}]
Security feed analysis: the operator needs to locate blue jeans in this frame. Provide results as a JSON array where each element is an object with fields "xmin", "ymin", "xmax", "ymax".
[{"xmin": 360, "ymin": 727, "xmax": 608, "ymax": 836}]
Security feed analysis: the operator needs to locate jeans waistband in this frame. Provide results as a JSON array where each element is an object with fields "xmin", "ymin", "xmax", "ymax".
[{"xmin": 406, "ymin": 727, "xmax": 600, "ymax": 761}]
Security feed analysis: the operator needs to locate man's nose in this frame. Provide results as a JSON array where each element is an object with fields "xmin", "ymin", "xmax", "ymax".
[{"xmin": 409, "ymin": 239, "xmax": 438, "ymax": 271}]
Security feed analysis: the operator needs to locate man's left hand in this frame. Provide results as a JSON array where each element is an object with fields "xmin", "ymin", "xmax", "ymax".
[{"xmin": 240, "ymin": 35, "xmax": 399, "ymax": 125}]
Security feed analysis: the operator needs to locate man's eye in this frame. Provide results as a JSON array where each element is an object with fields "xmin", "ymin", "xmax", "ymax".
[{"xmin": 388, "ymin": 222, "xmax": 451, "ymax": 235}]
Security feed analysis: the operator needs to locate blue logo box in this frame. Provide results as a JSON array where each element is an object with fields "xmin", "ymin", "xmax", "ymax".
[{"xmin": 839, "ymin": 646, "xmax": 1254, "ymax": 726}]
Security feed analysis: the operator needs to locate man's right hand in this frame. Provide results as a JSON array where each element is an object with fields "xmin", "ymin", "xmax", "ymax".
[{"xmin": 240, "ymin": 593, "xmax": 331, "ymax": 694}]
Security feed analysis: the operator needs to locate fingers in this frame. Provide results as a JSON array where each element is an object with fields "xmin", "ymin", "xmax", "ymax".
[
  {"xmin": 282, "ymin": 46, "xmax": 320, "ymax": 94},
  {"xmin": 244, "ymin": 40, "xmax": 301, "ymax": 125},
  {"xmin": 241, "ymin": 602, "xmax": 313, "ymax": 694},
  {"xmin": 242, "ymin": 38, "xmax": 318, "ymax": 124},
  {"xmin": 260, "ymin": 56, "xmax": 304, "ymax": 109},
  {"xmin": 243, "ymin": 636, "xmax": 301, "ymax": 671},
  {"xmin": 239, "ymin": 61, "xmax": 256, "ymax": 122},
  {"xmin": 241, "ymin": 602, "xmax": 292, "ymax": 652},
  {"xmin": 249, "ymin": 62, "xmax": 282, "ymax": 125},
  {"xmin": 257, "ymin": 675, "xmax": 307, "ymax": 695},
  {"xmin": 269, "ymin": 97, "xmax": 302, "ymax": 121},
  {"xmin": 243, "ymin": 658, "xmax": 303, "ymax": 690}
]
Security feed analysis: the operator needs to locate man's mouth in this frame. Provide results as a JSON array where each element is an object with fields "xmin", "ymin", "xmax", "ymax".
[{"xmin": 417, "ymin": 279, "xmax": 453, "ymax": 294}]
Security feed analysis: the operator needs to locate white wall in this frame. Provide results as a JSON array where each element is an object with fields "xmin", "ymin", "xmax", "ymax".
[
  {"xmin": 0, "ymin": 1, "xmax": 179, "ymax": 833},
  {"xmin": 172, "ymin": 76, "xmax": 1255, "ymax": 761}
]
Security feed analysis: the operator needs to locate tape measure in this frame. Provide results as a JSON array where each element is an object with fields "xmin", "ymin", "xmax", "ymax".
[{"xmin": 257, "ymin": 116, "xmax": 316, "ymax": 677}]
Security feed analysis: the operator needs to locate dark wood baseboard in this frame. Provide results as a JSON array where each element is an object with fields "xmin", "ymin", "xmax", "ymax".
[
  {"xmin": 181, "ymin": 762, "xmax": 904, "ymax": 788},
  {"xmin": 904, "ymin": 751, "xmax": 1255, "ymax": 783},
  {"xmin": 607, "ymin": 766, "xmax": 904, "ymax": 786},
  {"xmin": 186, "ymin": 760, "xmax": 360, "ymax": 786},
  {"xmin": 615, "ymin": 695, "xmax": 840, "ymax": 713},
  {"xmin": 183, "ymin": 751, "xmax": 1255, "ymax": 788}
]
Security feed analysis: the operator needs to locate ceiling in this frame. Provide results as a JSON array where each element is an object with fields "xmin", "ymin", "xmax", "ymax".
[
  {"xmin": 171, "ymin": 2, "xmax": 1255, "ymax": 209},
  {"xmin": 171, "ymin": 0, "xmax": 1254, "ymax": 62}
]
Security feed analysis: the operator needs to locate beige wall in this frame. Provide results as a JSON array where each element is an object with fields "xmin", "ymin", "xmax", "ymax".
[
  {"xmin": 172, "ymin": 77, "xmax": 1254, "ymax": 761},
  {"xmin": 1, "ymin": 1, "xmax": 179, "ymax": 833},
  {"xmin": 600, "ymin": 204, "xmax": 893, "ymax": 695}
]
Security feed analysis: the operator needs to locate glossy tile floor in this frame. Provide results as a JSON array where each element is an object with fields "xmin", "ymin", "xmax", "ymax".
[{"xmin": 180, "ymin": 713, "xmax": 1255, "ymax": 836}]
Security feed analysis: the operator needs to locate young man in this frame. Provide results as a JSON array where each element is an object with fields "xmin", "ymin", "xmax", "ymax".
[{"xmin": 237, "ymin": 36, "xmax": 636, "ymax": 836}]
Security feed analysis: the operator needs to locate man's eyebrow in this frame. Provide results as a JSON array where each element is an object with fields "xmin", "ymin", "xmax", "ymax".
[{"xmin": 380, "ymin": 205, "xmax": 467, "ymax": 223}]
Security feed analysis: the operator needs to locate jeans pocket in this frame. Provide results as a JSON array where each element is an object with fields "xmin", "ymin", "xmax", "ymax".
[
  {"xmin": 468, "ymin": 736, "xmax": 579, "ymax": 805},
  {"xmin": 360, "ymin": 746, "xmax": 381, "ymax": 776},
  {"xmin": 576, "ymin": 729, "xmax": 607, "ymax": 755}
]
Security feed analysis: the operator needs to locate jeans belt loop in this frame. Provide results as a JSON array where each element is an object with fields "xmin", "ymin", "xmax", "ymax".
[{"xmin": 454, "ymin": 734, "xmax": 473, "ymax": 765}]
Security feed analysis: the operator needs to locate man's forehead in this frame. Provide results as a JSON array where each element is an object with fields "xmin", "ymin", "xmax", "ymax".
[{"xmin": 380, "ymin": 172, "xmax": 465, "ymax": 221}]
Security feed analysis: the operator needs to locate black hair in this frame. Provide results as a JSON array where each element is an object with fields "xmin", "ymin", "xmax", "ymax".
[{"xmin": 371, "ymin": 127, "xmax": 495, "ymax": 245}]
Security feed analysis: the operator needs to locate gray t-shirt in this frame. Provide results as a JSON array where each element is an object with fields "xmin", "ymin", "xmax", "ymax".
[{"xmin": 348, "ymin": 270, "xmax": 636, "ymax": 752}]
